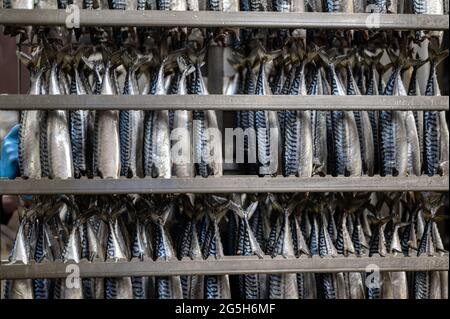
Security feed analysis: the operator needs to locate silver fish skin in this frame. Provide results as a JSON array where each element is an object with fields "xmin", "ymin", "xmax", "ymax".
[
  {"xmin": 195, "ymin": 63, "xmax": 223, "ymax": 177},
  {"xmin": 388, "ymin": 218, "xmax": 409, "ymax": 299},
  {"xmin": 320, "ymin": 51, "xmax": 362, "ymax": 176},
  {"xmin": 18, "ymin": 67, "xmax": 43, "ymax": 179},
  {"xmin": 285, "ymin": 59, "xmax": 313, "ymax": 177},
  {"xmin": 326, "ymin": 0, "xmax": 354, "ymax": 12},
  {"xmin": 177, "ymin": 196, "xmax": 204, "ymax": 299},
  {"xmin": 131, "ymin": 218, "xmax": 154, "ymax": 299},
  {"xmin": 96, "ymin": 62, "xmax": 121, "ymax": 179},
  {"xmin": 151, "ymin": 201, "xmax": 183, "ymax": 299},
  {"xmin": 151, "ymin": 61, "xmax": 172, "ymax": 179},
  {"xmin": 4, "ymin": 218, "xmax": 33, "ymax": 299},
  {"xmin": 60, "ymin": 226, "xmax": 84, "ymax": 299},
  {"xmin": 105, "ymin": 216, "xmax": 134, "ymax": 299},
  {"xmin": 47, "ymin": 63, "xmax": 74, "ymax": 180},
  {"xmin": 120, "ymin": 57, "xmax": 145, "ymax": 178},
  {"xmin": 70, "ymin": 67, "xmax": 91, "ymax": 178},
  {"xmin": 203, "ymin": 196, "xmax": 232, "ymax": 299},
  {"xmin": 405, "ymin": 110, "xmax": 421, "ymax": 176},
  {"xmin": 309, "ymin": 66, "xmax": 328, "ymax": 175},
  {"xmin": 345, "ymin": 61, "xmax": 374, "ymax": 176},
  {"xmin": 9, "ymin": 0, "xmax": 33, "ymax": 8},
  {"xmin": 381, "ymin": 66, "xmax": 409, "ymax": 177},
  {"xmin": 268, "ymin": 198, "xmax": 299, "ymax": 299},
  {"xmin": 412, "ymin": 0, "xmax": 444, "ymax": 44},
  {"xmin": 438, "ymin": 111, "xmax": 449, "ymax": 175},
  {"xmin": 173, "ymin": 58, "xmax": 195, "ymax": 178}
]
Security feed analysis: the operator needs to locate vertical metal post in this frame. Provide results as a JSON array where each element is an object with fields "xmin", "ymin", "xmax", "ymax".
[{"xmin": 207, "ymin": 44, "xmax": 224, "ymax": 129}]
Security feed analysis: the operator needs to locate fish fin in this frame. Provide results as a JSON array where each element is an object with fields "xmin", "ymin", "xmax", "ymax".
[{"xmin": 428, "ymin": 43, "xmax": 449, "ymax": 67}]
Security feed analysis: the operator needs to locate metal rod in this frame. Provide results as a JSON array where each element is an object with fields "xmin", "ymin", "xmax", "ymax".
[
  {"xmin": 0, "ymin": 176, "xmax": 447, "ymax": 195},
  {"xmin": 0, "ymin": 95, "xmax": 448, "ymax": 111},
  {"xmin": 0, "ymin": 10, "xmax": 448, "ymax": 30},
  {"xmin": 0, "ymin": 255, "xmax": 447, "ymax": 279}
]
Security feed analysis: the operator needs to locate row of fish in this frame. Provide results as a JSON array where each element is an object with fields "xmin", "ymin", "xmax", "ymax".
[
  {"xmin": 16, "ymin": 33, "xmax": 449, "ymax": 180},
  {"xmin": 2, "ymin": 191, "xmax": 447, "ymax": 299},
  {"xmin": 230, "ymin": 37, "xmax": 449, "ymax": 177},
  {"xmin": 3, "ymin": 0, "xmax": 448, "ymax": 14}
]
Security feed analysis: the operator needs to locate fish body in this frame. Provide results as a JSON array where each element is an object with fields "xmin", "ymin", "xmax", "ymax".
[
  {"xmin": 47, "ymin": 63, "xmax": 74, "ymax": 180},
  {"xmin": 230, "ymin": 198, "xmax": 264, "ymax": 299},
  {"xmin": 202, "ymin": 197, "xmax": 231, "ymax": 299},
  {"xmin": 283, "ymin": 60, "xmax": 313, "ymax": 177},
  {"xmin": 69, "ymin": 67, "xmax": 91, "ymax": 178},
  {"xmin": 120, "ymin": 56, "xmax": 145, "ymax": 178},
  {"xmin": 4, "ymin": 218, "xmax": 33, "ymax": 299},
  {"xmin": 105, "ymin": 215, "xmax": 133, "ymax": 299},
  {"xmin": 152, "ymin": 202, "xmax": 183, "ymax": 299},
  {"xmin": 90, "ymin": 59, "xmax": 121, "ymax": 179},
  {"xmin": 19, "ymin": 66, "xmax": 44, "ymax": 179}
]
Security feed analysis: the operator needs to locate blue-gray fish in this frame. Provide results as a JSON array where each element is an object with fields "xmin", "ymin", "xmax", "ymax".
[
  {"xmin": 380, "ymin": 52, "xmax": 408, "ymax": 177},
  {"xmin": 255, "ymin": 58, "xmax": 280, "ymax": 176},
  {"xmin": 151, "ymin": 199, "xmax": 183, "ymax": 299},
  {"xmin": 16, "ymin": 49, "xmax": 44, "ymax": 179},
  {"xmin": 229, "ymin": 195, "xmax": 264, "ymax": 299},
  {"xmin": 202, "ymin": 195, "xmax": 231, "ymax": 299},
  {"xmin": 84, "ymin": 51, "xmax": 121, "ymax": 179},
  {"xmin": 3, "ymin": 216, "xmax": 33, "ymax": 299},
  {"xmin": 119, "ymin": 52, "xmax": 148, "ymax": 178},
  {"xmin": 309, "ymin": 63, "xmax": 328, "ymax": 176},
  {"xmin": 283, "ymin": 50, "xmax": 314, "ymax": 177},
  {"xmin": 407, "ymin": 61, "xmax": 425, "ymax": 170},
  {"xmin": 423, "ymin": 46, "xmax": 449, "ymax": 176},
  {"xmin": 177, "ymin": 195, "xmax": 204, "ymax": 299},
  {"xmin": 292, "ymin": 207, "xmax": 317, "ymax": 299},
  {"xmin": 47, "ymin": 62, "xmax": 74, "ymax": 179},
  {"xmin": 69, "ymin": 54, "xmax": 91, "ymax": 179},
  {"xmin": 267, "ymin": 195, "xmax": 299, "ymax": 299},
  {"xmin": 412, "ymin": 0, "xmax": 444, "ymax": 45},
  {"xmin": 319, "ymin": 50, "xmax": 362, "ymax": 176},
  {"xmin": 173, "ymin": 56, "xmax": 196, "ymax": 178},
  {"xmin": 343, "ymin": 54, "xmax": 375, "ymax": 176},
  {"xmin": 104, "ymin": 207, "xmax": 133, "ymax": 299},
  {"xmin": 130, "ymin": 207, "xmax": 154, "ymax": 299}
]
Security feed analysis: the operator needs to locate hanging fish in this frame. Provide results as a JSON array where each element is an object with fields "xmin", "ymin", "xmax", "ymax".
[
  {"xmin": 343, "ymin": 51, "xmax": 375, "ymax": 176},
  {"xmin": 267, "ymin": 194, "xmax": 299, "ymax": 299},
  {"xmin": 16, "ymin": 48, "xmax": 44, "ymax": 179},
  {"xmin": 119, "ymin": 51, "xmax": 149, "ymax": 178},
  {"xmin": 104, "ymin": 204, "xmax": 133, "ymax": 299},
  {"xmin": 319, "ymin": 49, "xmax": 362, "ymax": 176},
  {"xmin": 151, "ymin": 198, "xmax": 183, "ymax": 299},
  {"xmin": 282, "ymin": 45, "xmax": 315, "ymax": 177},
  {"xmin": 202, "ymin": 195, "xmax": 232, "ymax": 299},
  {"xmin": 414, "ymin": 193, "xmax": 446, "ymax": 299},
  {"xmin": 68, "ymin": 49, "xmax": 93, "ymax": 179},
  {"xmin": 309, "ymin": 62, "xmax": 328, "ymax": 176},
  {"xmin": 176, "ymin": 195, "xmax": 204, "ymax": 299},
  {"xmin": 84, "ymin": 49, "xmax": 121, "ymax": 179},
  {"xmin": 229, "ymin": 195, "xmax": 264, "ymax": 299},
  {"xmin": 172, "ymin": 56, "xmax": 196, "ymax": 178},
  {"xmin": 423, "ymin": 45, "xmax": 449, "ymax": 176},
  {"xmin": 3, "ymin": 214, "xmax": 34, "ymax": 299},
  {"xmin": 130, "ymin": 199, "xmax": 154, "ymax": 299}
]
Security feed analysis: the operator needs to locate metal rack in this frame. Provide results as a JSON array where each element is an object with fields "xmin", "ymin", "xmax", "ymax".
[{"xmin": 0, "ymin": 9, "xmax": 448, "ymax": 283}]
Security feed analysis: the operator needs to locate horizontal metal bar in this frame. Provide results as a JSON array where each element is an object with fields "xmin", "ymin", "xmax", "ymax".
[
  {"xmin": 0, "ymin": 10, "xmax": 448, "ymax": 30},
  {"xmin": 0, "ymin": 95, "xmax": 448, "ymax": 111},
  {"xmin": 0, "ymin": 176, "xmax": 448, "ymax": 195},
  {"xmin": 0, "ymin": 255, "xmax": 447, "ymax": 279}
]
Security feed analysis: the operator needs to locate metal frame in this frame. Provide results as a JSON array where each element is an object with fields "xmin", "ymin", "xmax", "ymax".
[
  {"xmin": 0, "ymin": 9, "xmax": 448, "ymax": 30},
  {"xmin": 1, "ymin": 255, "xmax": 448, "ymax": 279},
  {"xmin": 0, "ymin": 95, "xmax": 448, "ymax": 111},
  {"xmin": 0, "ymin": 176, "xmax": 448, "ymax": 194}
]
